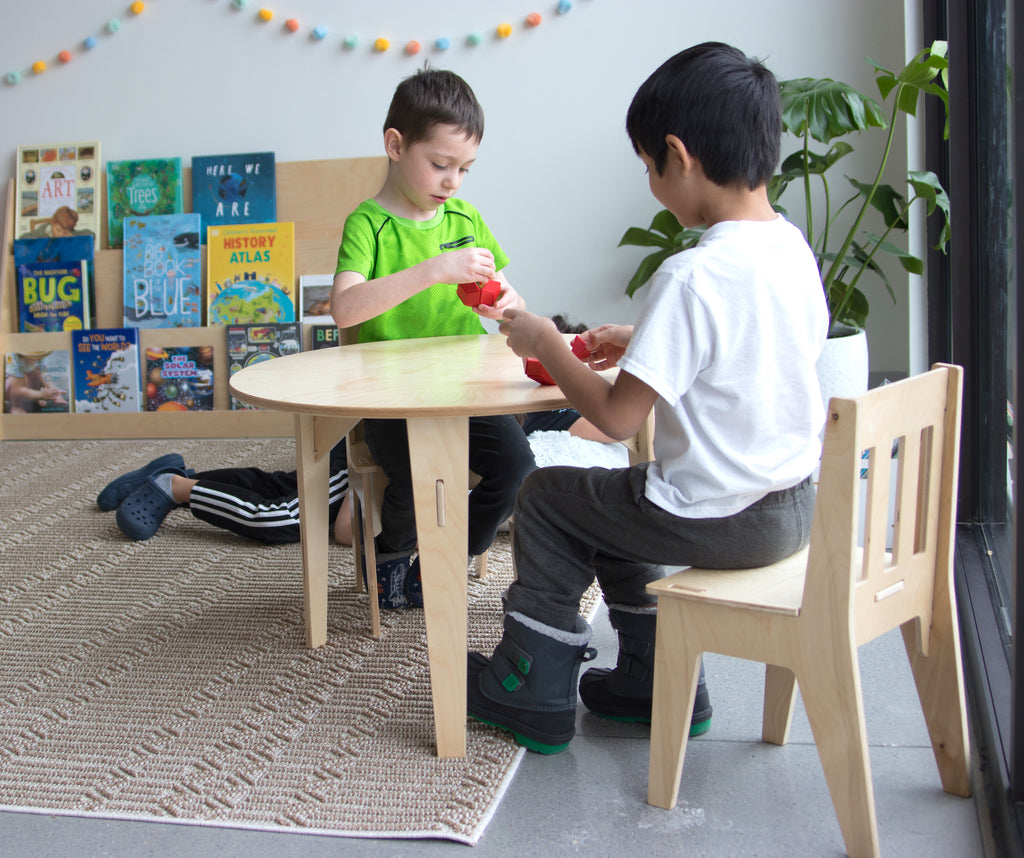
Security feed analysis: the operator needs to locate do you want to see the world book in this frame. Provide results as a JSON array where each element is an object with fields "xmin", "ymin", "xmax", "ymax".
[{"xmin": 71, "ymin": 328, "xmax": 142, "ymax": 414}]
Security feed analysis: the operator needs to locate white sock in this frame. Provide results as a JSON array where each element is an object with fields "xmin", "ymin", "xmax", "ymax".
[{"xmin": 152, "ymin": 472, "xmax": 177, "ymax": 501}]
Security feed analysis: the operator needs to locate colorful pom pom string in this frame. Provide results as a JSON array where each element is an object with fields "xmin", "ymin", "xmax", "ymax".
[{"xmin": 2, "ymin": 3, "xmax": 589, "ymax": 91}]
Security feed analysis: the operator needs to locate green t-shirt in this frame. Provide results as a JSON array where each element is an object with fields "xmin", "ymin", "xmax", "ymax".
[{"xmin": 335, "ymin": 197, "xmax": 509, "ymax": 343}]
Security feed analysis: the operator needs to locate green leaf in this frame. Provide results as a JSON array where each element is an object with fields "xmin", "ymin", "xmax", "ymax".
[
  {"xmin": 780, "ymin": 142, "xmax": 853, "ymax": 177},
  {"xmin": 672, "ymin": 225, "xmax": 707, "ymax": 250},
  {"xmin": 779, "ymin": 78, "xmax": 886, "ymax": 143},
  {"xmin": 625, "ymin": 249, "xmax": 674, "ymax": 298},
  {"xmin": 649, "ymin": 208, "xmax": 683, "ymax": 239},
  {"xmin": 847, "ymin": 179, "xmax": 909, "ymax": 230},
  {"xmin": 908, "ymin": 170, "xmax": 952, "ymax": 249},
  {"xmin": 826, "ymin": 280, "xmax": 869, "ymax": 329},
  {"xmin": 861, "ymin": 233, "xmax": 925, "ymax": 275},
  {"xmin": 618, "ymin": 226, "xmax": 670, "ymax": 250}
]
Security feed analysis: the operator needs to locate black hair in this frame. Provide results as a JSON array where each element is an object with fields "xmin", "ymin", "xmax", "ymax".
[
  {"xmin": 625, "ymin": 42, "xmax": 781, "ymax": 189},
  {"xmin": 383, "ymin": 67, "xmax": 485, "ymax": 145},
  {"xmin": 550, "ymin": 314, "xmax": 588, "ymax": 335}
]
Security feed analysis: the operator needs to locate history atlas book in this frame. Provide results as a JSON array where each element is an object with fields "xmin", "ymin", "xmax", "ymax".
[
  {"xmin": 144, "ymin": 345, "xmax": 215, "ymax": 412},
  {"xmin": 15, "ymin": 141, "xmax": 101, "ymax": 248},
  {"xmin": 206, "ymin": 222, "xmax": 295, "ymax": 325},
  {"xmin": 71, "ymin": 328, "xmax": 142, "ymax": 414},
  {"xmin": 4, "ymin": 350, "xmax": 71, "ymax": 414},
  {"xmin": 191, "ymin": 151, "xmax": 276, "ymax": 240},
  {"xmin": 122, "ymin": 213, "xmax": 202, "ymax": 328},
  {"xmin": 106, "ymin": 157, "xmax": 184, "ymax": 249},
  {"xmin": 226, "ymin": 322, "xmax": 300, "ymax": 410}
]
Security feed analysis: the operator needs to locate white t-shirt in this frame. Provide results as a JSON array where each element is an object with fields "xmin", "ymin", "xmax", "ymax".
[{"xmin": 618, "ymin": 215, "xmax": 828, "ymax": 519}]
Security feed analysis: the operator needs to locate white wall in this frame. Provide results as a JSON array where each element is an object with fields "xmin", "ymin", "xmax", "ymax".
[{"xmin": 0, "ymin": 0, "xmax": 914, "ymax": 375}]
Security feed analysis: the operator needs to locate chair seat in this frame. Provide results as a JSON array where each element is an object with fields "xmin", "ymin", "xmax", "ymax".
[{"xmin": 649, "ymin": 546, "xmax": 809, "ymax": 616}]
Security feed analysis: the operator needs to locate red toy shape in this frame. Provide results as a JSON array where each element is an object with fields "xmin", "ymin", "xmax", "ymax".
[
  {"xmin": 457, "ymin": 279, "xmax": 502, "ymax": 307},
  {"xmin": 524, "ymin": 358, "xmax": 556, "ymax": 386},
  {"xmin": 570, "ymin": 334, "xmax": 591, "ymax": 360}
]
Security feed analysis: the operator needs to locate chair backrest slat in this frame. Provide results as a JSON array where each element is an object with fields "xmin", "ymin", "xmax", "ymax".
[{"xmin": 804, "ymin": 365, "xmax": 963, "ymax": 648}]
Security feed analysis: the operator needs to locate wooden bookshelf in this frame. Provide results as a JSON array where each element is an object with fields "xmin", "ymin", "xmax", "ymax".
[{"xmin": 0, "ymin": 156, "xmax": 386, "ymax": 439}]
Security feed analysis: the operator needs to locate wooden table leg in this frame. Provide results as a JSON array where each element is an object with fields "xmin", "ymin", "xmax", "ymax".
[
  {"xmin": 294, "ymin": 414, "xmax": 358, "ymax": 649},
  {"xmin": 407, "ymin": 415, "xmax": 469, "ymax": 759}
]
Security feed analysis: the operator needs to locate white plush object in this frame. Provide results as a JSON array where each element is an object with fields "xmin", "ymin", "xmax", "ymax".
[{"xmin": 527, "ymin": 430, "xmax": 630, "ymax": 469}]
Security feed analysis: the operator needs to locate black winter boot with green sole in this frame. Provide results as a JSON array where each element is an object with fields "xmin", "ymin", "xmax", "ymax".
[
  {"xmin": 467, "ymin": 612, "xmax": 596, "ymax": 754},
  {"xmin": 578, "ymin": 607, "xmax": 712, "ymax": 737}
]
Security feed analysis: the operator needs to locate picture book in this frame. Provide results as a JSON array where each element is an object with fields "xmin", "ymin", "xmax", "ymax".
[
  {"xmin": 191, "ymin": 151, "xmax": 276, "ymax": 239},
  {"xmin": 207, "ymin": 222, "xmax": 295, "ymax": 325},
  {"xmin": 16, "ymin": 259, "xmax": 90, "ymax": 332},
  {"xmin": 226, "ymin": 322, "xmax": 300, "ymax": 410},
  {"xmin": 144, "ymin": 345, "xmax": 215, "ymax": 412},
  {"xmin": 4, "ymin": 350, "xmax": 71, "ymax": 414},
  {"xmin": 12, "ymin": 235, "xmax": 93, "ymax": 329},
  {"xmin": 310, "ymin": 324, "xmax": 340, "ymax": 350},
  {"xmin": 12, "ymin": 234, "xmax": 94, "ymax": 268},
  {"xmin": 106, "ymin": 157, "xmax": 184, "ymax": 248},
  {"xmin": 15, "ymin": 142, "xmax": 101, "ymax": 247},
  {"xmin": 71, "ymin": 328, "xmax": 142, "ymax": 414},
  {"xmin": 299, "ymin": 273, "xmax": 334, "ymax": 324},
  {"xmin": 122, "ymin": 213, "xmax": 202, "ymax": 328}
]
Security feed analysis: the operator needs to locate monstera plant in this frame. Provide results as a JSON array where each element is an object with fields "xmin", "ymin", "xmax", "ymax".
[{"xmin": 620, "ymin": 42, "xmax": 951, "ymax": 339}]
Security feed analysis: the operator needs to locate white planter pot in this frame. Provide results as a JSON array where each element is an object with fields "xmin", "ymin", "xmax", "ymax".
[{"xmin": 816, "ymin": 326, "xmax": 869, "ymax": 413}]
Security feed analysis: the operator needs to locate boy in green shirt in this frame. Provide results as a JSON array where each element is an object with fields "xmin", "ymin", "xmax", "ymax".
[{"xmin": 331, "ymin": 68, "xmax": 535, "ymax": 610}]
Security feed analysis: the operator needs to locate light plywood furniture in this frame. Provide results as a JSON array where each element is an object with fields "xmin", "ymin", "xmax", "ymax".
[
  {"xmin": 645, "ymin": 364, "xmax": 970, "ymax": 858},
  {"xmin": 229, "ymin": 333, "xmax": 597, "ymax": 758},
  {"xmin": 344, "ymin": 336, "xmax": 652, "ymax": 638},
  {"xmin": 347, "ymin": 424, "xmax": 491, "ymax": 640},
  {"xmin": 0, "ymin": 156, "xmax": 386, "ymax": 439}
]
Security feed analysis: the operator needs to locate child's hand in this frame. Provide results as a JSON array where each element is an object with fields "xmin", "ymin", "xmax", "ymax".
[
  {"xmin": 476, "ymin": 281, "xmax": 524, "ymax": 320},
  {"xmin": 583, "ymin": 324, "xmax": 633, "ymax": 370},
  {"xmin": 431, "ymin": 247, "xmax": 496, "ymax": 286},
  {"xmin": 498, "ymin": 309, "xmax": 559, "ymax": 357}
]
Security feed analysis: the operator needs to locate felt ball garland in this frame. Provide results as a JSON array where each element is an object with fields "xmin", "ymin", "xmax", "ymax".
[{"xmin": 5, "ymin": 2, "xmax": 590, "ymax": 88}]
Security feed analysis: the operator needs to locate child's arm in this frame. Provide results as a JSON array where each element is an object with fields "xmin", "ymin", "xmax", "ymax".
[
  {"xmin": 331, "ymin": 247, "xmax": 498, "ymax": 329},
  {"xmin": 499, "ymin": 309, "xmax": 656, "ymax": 442}
]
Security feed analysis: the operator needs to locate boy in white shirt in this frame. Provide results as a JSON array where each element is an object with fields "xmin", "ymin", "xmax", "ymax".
[{"xmin": 468, "ymin": 42, "xmax": 828, "ymax": 754}]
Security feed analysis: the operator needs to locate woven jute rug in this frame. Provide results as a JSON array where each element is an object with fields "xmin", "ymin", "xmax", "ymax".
[{"xmin": 0, "ymin": 437, "xmax": 595, "ymax": 844}]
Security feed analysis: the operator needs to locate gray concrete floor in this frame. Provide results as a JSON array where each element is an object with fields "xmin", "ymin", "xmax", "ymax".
[{"xmin": 0, "ymin": 602, "xmax": 990, "ymax": 857}]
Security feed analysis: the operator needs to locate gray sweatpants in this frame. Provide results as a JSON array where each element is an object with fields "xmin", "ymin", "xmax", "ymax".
[{"xmin": 504, "ymin": 463, "xmax": 816, "ymax": 631}]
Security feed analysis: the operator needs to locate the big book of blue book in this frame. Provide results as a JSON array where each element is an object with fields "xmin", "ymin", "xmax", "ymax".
[{"xmin": 122, "ymin": 213, "xmax": 202, "ymax": 328}]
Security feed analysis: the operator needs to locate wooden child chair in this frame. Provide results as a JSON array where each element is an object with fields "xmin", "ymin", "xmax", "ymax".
[{"xmin": 644, "ymin": 364, "xmax": 970, "ymax": 858}]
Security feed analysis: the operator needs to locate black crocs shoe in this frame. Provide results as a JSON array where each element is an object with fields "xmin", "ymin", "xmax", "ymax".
[
  {"xmin": 97, "ymin": 453, "xmax": 188, "ymax": 511},
  {"xmin": 115, "ymin": 476, "xmax": 181, "ymax": 540}
]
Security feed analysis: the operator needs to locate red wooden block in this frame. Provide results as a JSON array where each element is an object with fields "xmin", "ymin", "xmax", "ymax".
[
  {"xmin": 524, "ymin": 358, "xmax": 556, "ymax": 386},
  {"xmin": 570, "ymin": 334, "xmax": 591, "ymax": 360},
  {"xmin": 457, "ymin": 280, "xmax": 502, "ymax": 307}
]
